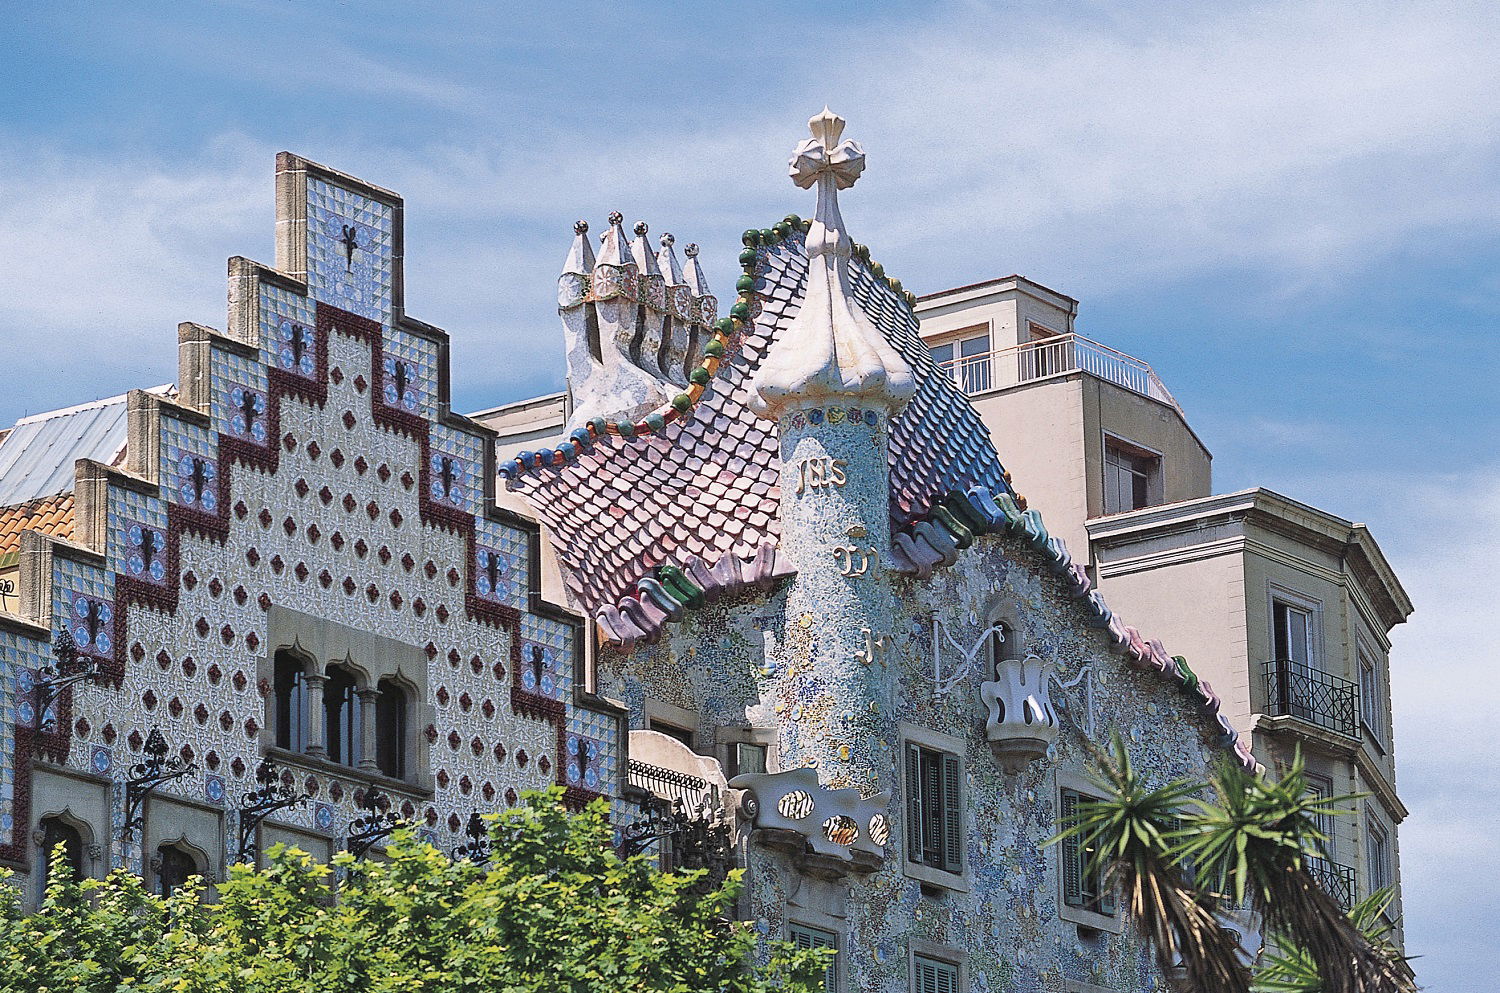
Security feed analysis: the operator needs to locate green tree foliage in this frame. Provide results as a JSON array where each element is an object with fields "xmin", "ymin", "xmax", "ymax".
[
  {"xmin": 1049, "ymin": 735, "xmax": 1413, "ymax": 993},
  {"xmin": 0, "ymin": 788, "xmax": 829, "ymax": 993}
]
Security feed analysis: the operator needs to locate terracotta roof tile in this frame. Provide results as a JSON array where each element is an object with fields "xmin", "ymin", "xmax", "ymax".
[{"xmin": 0, "ymin": 492, "xmax": 76, "ymax": 562}]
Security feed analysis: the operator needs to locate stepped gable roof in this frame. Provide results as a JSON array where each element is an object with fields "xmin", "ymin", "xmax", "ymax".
[{"xmin": 504, "ymin": 220, "xmax": 1015, "ymax": 617}]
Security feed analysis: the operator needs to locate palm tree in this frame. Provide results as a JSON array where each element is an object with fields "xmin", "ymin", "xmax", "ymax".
[
  {"xmin": 1050, "ymin": 734, "xmax": 1250, "ymax": 992},
  {"xmin": 1253, "ymin": 889, "xmax": 1409, "ymax": 992},
  {"xmin": 1050, "ymin": 735, "xmax": 1415, "ymax": 993}
]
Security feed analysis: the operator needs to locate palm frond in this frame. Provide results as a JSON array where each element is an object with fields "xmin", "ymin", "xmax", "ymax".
[
  {"xmin": 1184, "ymin": 754, "xmax": 1414, "ymax": 993},
  {"xmin": 1048, "ymin": 733, "xmax": 1251, "ymax": 993}
]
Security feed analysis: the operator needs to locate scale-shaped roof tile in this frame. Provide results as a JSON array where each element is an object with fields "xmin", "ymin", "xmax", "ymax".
[{"xmin": 508, "ymin": 226, "xmax": 1013, "ymax": 616}]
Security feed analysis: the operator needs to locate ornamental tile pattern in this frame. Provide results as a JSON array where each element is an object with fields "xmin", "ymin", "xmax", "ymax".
[
  {"xmin": 0, "ymin": 155, "xmax": 620, "ymax": 869},
  {"xmin": 507, "ymin": 228, "xmax": 1013, "ymax": 616}
]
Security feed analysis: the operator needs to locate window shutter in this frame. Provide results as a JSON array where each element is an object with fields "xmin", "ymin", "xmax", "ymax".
[
  {"xmin": 1060, "ymin": 789, "xmax": 1083, "ymax": 906},
  {"xmin": 1098, "ymin": 869, "xmax": 1118, "ymax": 916},
  {"xmin": 941, "ymin": 752, "xmax": 963, "ymax": 874},
  {"xmin": 906, "ymin": 743, "xmax": 923, "ymax": 863},
  {"xmin": 915, "ymin": 956, "xmax": 958, "ymax": 993},
  {"xmin": 789, "ymin": 923, "xmax": 836, "ymax": 991},
  {"xmin": 915, "ymin": 957, "xmax": 937, "ymax": 993}
]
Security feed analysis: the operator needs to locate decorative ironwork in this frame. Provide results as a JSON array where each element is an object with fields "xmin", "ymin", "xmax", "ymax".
[
  {"xmin": 622, "ymin": 761, "xmax": 734, "ymax": 893},
  {"xmin": 123, "ymin": 727, "xmax": 197, "ymax": 842},
  {"xmin": 1305, "ymin": 855, "xmax": 1357, "ymax": 911},
  {"xmin": 0, "ymin": 576, "xmax": 16, "ymax": 612},
  {"xmin": 345, "ymin": 786, "xmax": 404, "ymax": 859},
  {"xmin": 626, "ymin": 759, "xmax": 714, "ymax": 811},
  {"xmin": 235, "ymin": 756, "xmax": 311, "ymax": 863},
  {"xmin": 451, "ymin": 811, "xmax": 493, "ymax": 863},
  {"xmin": 33, "ymin": 628, "xmax": 101, "ymax": 733},
  {"xmin": 1263, "ymin": 659, "xmax": 1359, "ymax": 738}
]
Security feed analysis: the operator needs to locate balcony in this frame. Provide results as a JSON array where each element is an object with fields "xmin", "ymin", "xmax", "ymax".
[
  {"xmin": 1262, "ymin": 659, "xmax": 1360, "ymax": 739},
  {"xmin": 1305, "ymin": 855, "xmax": 1358, "ymax": 910},
  {"xmin": 936, "ymin": 333, "xmax": 1184, "ymax": 415}
]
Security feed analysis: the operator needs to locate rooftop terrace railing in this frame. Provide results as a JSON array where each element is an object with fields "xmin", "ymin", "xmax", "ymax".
[
  {"xmin": 1262, "ymin": 659, "xmax": 1361, "ymax": 739},
  {"xmin": 936, "ymin": 334, "xmax": 1184, "ymax": 416}
]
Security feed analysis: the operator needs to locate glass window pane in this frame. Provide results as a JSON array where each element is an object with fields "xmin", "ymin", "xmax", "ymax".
[
  {"xmin": 930, "ymin": 343, "xmax": 953, "ymax": 367},
  {"xmin": 959, "ymin": 334, "xmax": 990, "ymax": 357}
]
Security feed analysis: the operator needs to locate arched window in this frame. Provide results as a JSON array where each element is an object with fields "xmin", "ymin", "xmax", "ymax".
[
  {"xmin": 324, "ymin": 664, "xmax": 361, "ymax": 767},
  {"xmin": 273, "ymin": 650, "xmax": 307, "ymax": 751},
  {"xmin": 375, "ymin": 678, "xmax": 408, "ymax": 780},
  {"xmin": 156, "ymin": 843, "xmax": 200, "ymax": 897},
  {"xmin": 38, "ymin": 816, "xmax": 85, "ymax": 886}
]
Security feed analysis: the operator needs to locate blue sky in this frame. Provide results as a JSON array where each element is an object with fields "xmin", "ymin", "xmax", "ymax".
[{"xmin": 4, "ymin": 1, "xmax": 1497, "ymax": 984}]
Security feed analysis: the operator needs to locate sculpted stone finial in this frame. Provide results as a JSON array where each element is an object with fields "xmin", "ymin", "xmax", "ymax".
[{"xmin": 751, "ymin": 109, "xmax": 914, "ymax": 420}]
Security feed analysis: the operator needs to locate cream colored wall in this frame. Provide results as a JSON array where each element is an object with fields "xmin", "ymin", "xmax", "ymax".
[
  {"xmin": 1084, "ymin": 380, "xmax": 1212, "ymax": 518},
  {"xmin": 1093, "ymin": 548, "xmax": 1252, "ymax": 731},
  {"xmin": 967, "ymin": 378, "xmax": 1091, "ymax": 558},
  {"xmin": 0, "ymin": 565, "xmax": 17, "ymax": 615}
]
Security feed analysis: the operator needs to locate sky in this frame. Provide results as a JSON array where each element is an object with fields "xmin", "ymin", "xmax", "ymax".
[{"xmin": 3, "ymin": 0, "xmax": 1497, "ymax": 984}]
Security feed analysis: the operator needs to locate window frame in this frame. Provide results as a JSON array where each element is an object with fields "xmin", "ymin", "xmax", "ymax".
[
  {"xmin": 910, "ymin": 944, "xmax": 964, "ymax": 993},
  {"xmin": 1101, "ymin": 435, "xmax": 1162, "ymax": 515},
  {"xmin": 1057, "ymin": 772, "xmax": 1124, "ymax": 933},
  {"xmin": 1357, "ymin": 640, "xmax": 1387, "ymax": 750},
  {"xmin": 154, "ymin": 839, "xmax": 206, "ymax": 898},
  {"xmin": 788, "ymin": 920, "xmax": 839, "ymax": 992},
  {"xmin": 900, "ymin": 723, "xmax": 969, "ymax": 892},
  {"xmin": 1267, "ymin": 585, "xmax": 1324, "ymax": 673},
  {"xmin": 374, "ymin": 676, "xmax": 411, "ymax": 781},
  {"xmin": 1365, "ymin": 808, "xmax": 1393, "ymax": 895},
  {"xmin": 927, "ymin": 324, "xmax": 993, "ymax": 394}
]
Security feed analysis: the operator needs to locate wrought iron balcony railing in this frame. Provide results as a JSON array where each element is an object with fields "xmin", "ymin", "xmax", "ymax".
[
  {"xmin": 627, "ymin": 759, "xmax": 715, "ymax": 812},
  {"xmin": 935, "ymin": 333, "xmax": 1184, "ymax": 416},
  {"xmin": 1305, "ymin": 855, "xmax": 1358, "ymax": 911},
  {"xmin": 1262, "ymin": 659, "xmax": 1360, "ymax": 739}
]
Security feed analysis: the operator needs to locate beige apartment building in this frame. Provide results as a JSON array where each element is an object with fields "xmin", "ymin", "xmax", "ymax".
[{"xmin": 916, "ymin": 276, "xmax": 1412, "ymax": 939}]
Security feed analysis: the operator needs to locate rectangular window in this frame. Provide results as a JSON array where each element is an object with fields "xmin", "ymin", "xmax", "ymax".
[
  {"xmin": 1358, "ymin": 646, "xmax": 1386, "ymax": 745},
  {"xmin": 648, "ymin": 719, "xmax": 694, "ymax": 749},
  {"xmin": 1060, "ymin": 788, "xmax": 1118, "ymax": 916},
  {"xmin": 1102, "ymin": 442, "xmax": 1158, "ymax": 514},
  {"xmin": 1272, "ymin": 600, "xmax": 1314, "ymax": 667},
  {"xmin": 905, "ymin": 743, "xmax": 962, "ymax": 874},
  {"xmin": 1305, "ymin": 773, "xmax": 1336, "ymax": 851},
  {"xmin": 1366, "ymin": 816, "xmax": 1392, "ymax": 894},
  {"xmin": 731, "ymin": 741, "xmax": 767, "ymax": 777},
  {"xmin": 789, "ymin": 922, "xmax": 837, "ymax": 992},
  {"xmin": 957, "ymin": 333, "xmax": 992, "ymax": 393},
  {"xmin": 913, "ymin": 954, "xmax": 960, "ymax": 993},
  {"xmin": 929, "ymin": 330, "xmax": 991, "ymax": 394}
]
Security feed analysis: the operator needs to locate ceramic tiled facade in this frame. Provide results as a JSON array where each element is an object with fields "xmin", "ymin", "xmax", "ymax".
[{"xmin": 2, "ymin": 131, "xmax": 1255, "ymax": 993}]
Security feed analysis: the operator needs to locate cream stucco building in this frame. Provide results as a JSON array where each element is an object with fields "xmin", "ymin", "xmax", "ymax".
[{"xmin": 916, "ymin": 276, "xmax": 1413, "ymax": 941}]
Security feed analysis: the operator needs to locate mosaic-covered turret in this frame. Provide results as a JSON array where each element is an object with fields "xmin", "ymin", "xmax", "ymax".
[
  {"xmin": 557, "ymin": 214, "xmax": 717, "ymax": 432},
  {"xmin": 751, "ymin": 109, "xmax": 914, "ymax": 803}
]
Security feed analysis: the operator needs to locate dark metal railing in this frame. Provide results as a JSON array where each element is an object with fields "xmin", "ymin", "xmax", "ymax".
[
  {"xmin": 626, "ymin": 759, "xmax": 714, "ymax": 812},
  {"xmin": 1263, "ymin": 659, "xmax": 1359, "ymax": 738},
  {"xmin": 1306, "ymin": 855, "xmax": 1357, "ymax": 910}
]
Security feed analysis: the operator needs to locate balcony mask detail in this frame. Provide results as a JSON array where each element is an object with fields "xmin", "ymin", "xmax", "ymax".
[
  {"xmin": 980, "ymin": 653, "xmax": 1060, "ymax": 773},
  {"xmin": 729, "ymin": 766, "xmax": 888, "ymax": 872}
]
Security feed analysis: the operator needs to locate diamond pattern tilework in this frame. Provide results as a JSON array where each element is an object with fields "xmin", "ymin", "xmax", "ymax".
[
  {"xmin": 107, "ymin": 487, "xmax": 169, "ymax": 584},
  {"xmin": 0, "ymin": 630, "xmax": 49, "ymax": 850},
  {"xmin": 510, "ymin": 229, "xmax": 1012, "ymax": 614},
  {"xmin": 258, "ymin": 283, "xmax": 317, "ymax": 359},
  {"xmin": 211, "ymin": 348, "xmax": 271, "ymax": 446},
  {"xmin": 306, "ymin": 177, "xmax": 394, "ymax": 325},
  {"xmin": 565, "ymin": 706, "xmax": 617, "ymax": 793},
  {"xmin": 159, "ymin": 416, "xmax": 220, "ymax": 514},
  {"xmin": 383, "ymin": 326, "xmax": 439, "ymax": 421}
]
